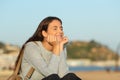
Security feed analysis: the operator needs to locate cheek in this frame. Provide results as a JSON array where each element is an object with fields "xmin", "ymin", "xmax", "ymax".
[{"xmin": 48, "ymin": 31, "xmax": 56, "ymax": 35}]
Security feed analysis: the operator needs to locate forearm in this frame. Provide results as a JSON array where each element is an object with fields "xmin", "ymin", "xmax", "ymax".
[
  {"xmin": 52, "ymin": 45, "xmax": 60, "ymax": 56},
  {"xmin": 24, "ymin": 42, "xmax": 61, "ymax": 76},
  {"xmin": 52, "ymin": 43, "xmax": 64, "ymax": 56},
  {"xmin": 58, "ymin": 49, "xmax": 69, "ymax": 77}
]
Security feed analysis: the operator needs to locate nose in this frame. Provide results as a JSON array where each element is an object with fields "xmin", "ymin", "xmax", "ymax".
[{"xmin": 58, "ymin": 28, "xmax": 63, "ymax": 34}]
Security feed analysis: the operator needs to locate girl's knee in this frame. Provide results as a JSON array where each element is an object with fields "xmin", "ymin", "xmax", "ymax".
[
  {"xmin": 63, "ymin": 73, "xmax": 82, "ymax": 80},
  {"xmin": 42, "ymin": 74, "xmax": 60, "ymax": 80}
]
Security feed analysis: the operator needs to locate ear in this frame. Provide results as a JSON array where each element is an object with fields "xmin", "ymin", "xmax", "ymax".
[{"xmin": 42, "ymin": 30, "xmax": 48, "ymax": 37}]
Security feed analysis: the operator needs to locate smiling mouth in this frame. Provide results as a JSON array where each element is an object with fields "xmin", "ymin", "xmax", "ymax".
[{"xmin": 56, "ymin": 35, "xmax": 63, "ymax": 38}]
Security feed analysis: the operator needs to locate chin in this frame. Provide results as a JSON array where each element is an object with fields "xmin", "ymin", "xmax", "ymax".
[{"xmin": 59, "ymin": 38, "xmax": 63, "ymax": 41}]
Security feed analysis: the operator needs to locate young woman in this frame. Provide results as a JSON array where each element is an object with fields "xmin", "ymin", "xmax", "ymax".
[{"xmin": 16, "ymin": 16, "xmax": 81, "ymax": 80}]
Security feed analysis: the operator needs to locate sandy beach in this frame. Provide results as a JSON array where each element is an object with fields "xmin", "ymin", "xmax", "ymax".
[
  {"xmin": 75, "ymin": 70, "xmax": 120, "ymax": 80},
  {"xmin": 0, "ymin": 70, "xmax": 120, "ymax": 80}
]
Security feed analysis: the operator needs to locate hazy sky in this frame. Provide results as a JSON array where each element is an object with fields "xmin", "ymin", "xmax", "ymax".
[{"xmin": 0, "ymin": 0, "xmax": 120, "ymax": 52}]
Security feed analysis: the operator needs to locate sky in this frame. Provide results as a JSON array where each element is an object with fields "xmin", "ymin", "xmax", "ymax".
[{"xmin": 0, "ymin": 0, "xmax": 120, "ymax": 53}]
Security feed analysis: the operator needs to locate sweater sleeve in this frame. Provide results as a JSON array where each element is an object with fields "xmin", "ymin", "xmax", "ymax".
[
  {"xmin": 23, "ymin": 42, "xmax": 60, "ymax": 77},
  {"xmin": 58, "ymin": 48, "xmax": 70, "ymax": 78}
]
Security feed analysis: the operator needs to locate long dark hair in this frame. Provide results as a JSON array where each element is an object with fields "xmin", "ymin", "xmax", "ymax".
[{"xmin": 15, "ymin": 16, "xmax": 62, "ymax": 71}]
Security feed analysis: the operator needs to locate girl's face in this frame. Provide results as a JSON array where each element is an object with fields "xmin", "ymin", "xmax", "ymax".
[{"xmin": 43, "ymin": 20, "xmax": 64, "ymax": 41}]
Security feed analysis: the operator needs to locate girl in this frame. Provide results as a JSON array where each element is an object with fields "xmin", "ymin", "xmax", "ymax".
[{"xmin": 16, "ymin": 16, "xmax": 81, "ymax": 80}]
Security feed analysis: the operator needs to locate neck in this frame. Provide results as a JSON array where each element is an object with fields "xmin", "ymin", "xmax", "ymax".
[{"xmin": 42, "ymin": 40, "xmax": 53, "ymax": 51}]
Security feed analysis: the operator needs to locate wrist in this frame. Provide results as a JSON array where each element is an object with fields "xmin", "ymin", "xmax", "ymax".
[
  {"xmin": 52, "ymin": 45, "xmax": 60, "ymax": 55},
  {"xmin": 60, "ymin": 44, "xmax": 64, "ymax": 52}
]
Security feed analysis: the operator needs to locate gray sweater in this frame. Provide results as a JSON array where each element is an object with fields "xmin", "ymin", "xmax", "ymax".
[{"xmin": 20, "ymin": 41, "xmax": 69, "ymax": 80}]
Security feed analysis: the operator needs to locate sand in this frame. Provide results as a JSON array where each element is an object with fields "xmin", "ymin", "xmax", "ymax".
[
  {"xmin": 75, "ymin": 70, "xmax": 120, "ymax": 80},
  {"xmin": 0, "ymin": 70, "xmax": 120, "ymax": 80}
]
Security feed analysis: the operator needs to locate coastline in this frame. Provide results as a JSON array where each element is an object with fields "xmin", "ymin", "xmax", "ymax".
[{"xmin": 67, "ymin": 59, "xmax": 120, "ymax": 67}]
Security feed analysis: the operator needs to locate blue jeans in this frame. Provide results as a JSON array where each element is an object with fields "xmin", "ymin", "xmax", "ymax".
[{"xmin": 42, "ymin": 73, "xmax": 82, "ymax": 80}]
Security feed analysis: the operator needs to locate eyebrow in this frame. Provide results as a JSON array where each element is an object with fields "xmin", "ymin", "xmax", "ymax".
[{"xmin": 53, "ymin": 26, "xmax": 63, "ymax": 28}]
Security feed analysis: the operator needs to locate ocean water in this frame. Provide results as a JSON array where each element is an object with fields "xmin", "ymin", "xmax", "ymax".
[{"xmin": 69, "ymin": 66, "xmax": 120, "ymax": 71}]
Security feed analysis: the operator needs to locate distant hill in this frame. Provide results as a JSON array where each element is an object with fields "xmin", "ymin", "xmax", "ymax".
[
  {"xmin": 0, "ymin": 41, "xmax": 20, "ymax": 54},
  {"xmin": 0, "ymin": 41, "xmax": 118, "ymax": 61},
  {"xmin": 0, "ymin": 41, "xmax": 20, "ymax": 70},
  {"xmin": 66, "ymin": 40, "xmax": 118, "ymax": 61}
]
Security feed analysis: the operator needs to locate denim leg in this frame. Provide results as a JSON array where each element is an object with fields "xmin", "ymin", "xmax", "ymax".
[
  {"xmin": 42, "ymin": 74, "xmax": 60, "ymax": 80},
  {"xmin": 61, "ymin": 73, "xmax": 82, "ymax": 80}
]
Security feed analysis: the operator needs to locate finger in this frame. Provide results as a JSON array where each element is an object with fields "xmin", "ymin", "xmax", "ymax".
[
  {"xmin": 47, "ymin": 35, "xmax": 50, "ymax": 42},
  {"xmin": 50, "ymin": 35, "xmax": 56, "ymax": 42},
  {"xmin": 49, "ymin": 35, "xmax": 52, "ymax": 42},
  {"xmin": 54, "ymin": 35, "xmax": 57, "ymax": 42},
  {"xmin": 63, "ymin": 36, "xmax": 69, "ymax": 43},
  {"xmin": 51, "ymin": 35, "xmax": 55, "ymax": 42}
]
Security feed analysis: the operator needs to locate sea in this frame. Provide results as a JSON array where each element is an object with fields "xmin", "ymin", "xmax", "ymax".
[{"xmin": 69, "ymin": 66, "xmax": 120, "ymax": 71}]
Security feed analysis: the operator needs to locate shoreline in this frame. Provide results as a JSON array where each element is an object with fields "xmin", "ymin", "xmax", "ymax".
[
  {"xmin": 67, "ymin": 59, "xmax": 120, "ymax": 67},
  {"xmin": 69, "ymin": 65, "xmax": 120, "ymax": 72}
]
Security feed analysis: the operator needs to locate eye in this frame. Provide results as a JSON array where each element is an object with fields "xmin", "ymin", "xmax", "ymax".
[
  {"xmin": 53, "ymin": 27, "xmax": 57, "ymax": 30},
  {"xmin": 60, "ymin": 27, "xmax": 63, "ymax": 31},
  {"xmin": 61, "ymin": 28, "xmax": 63, "ymax": 31}
]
